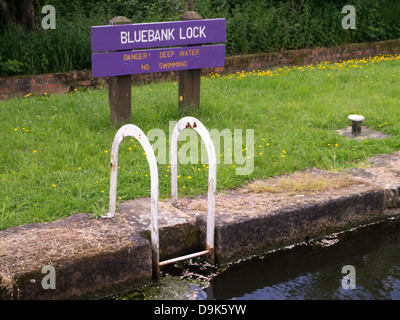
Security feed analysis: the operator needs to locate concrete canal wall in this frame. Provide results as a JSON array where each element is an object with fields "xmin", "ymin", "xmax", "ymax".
[{"xmin": 2, "ymin": 151, "xmax": 400, "ymax": 299}]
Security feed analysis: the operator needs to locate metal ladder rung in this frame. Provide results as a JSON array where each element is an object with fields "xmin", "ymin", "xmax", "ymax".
[{"xmin": 159, "ymin": 249, "xmax": 212, "ymax": 266}]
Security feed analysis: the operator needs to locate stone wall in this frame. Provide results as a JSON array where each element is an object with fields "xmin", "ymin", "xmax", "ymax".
[{"xmin": 1, "ymin": 38, "xmax": 400, "ymax": 101}]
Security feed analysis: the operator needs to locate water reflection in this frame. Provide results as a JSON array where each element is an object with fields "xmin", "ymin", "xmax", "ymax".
[{"xmin": 201, "ymin": 218, "xmax": 400, "ymax": 300}]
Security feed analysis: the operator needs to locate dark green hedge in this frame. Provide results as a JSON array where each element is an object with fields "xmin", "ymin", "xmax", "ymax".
[{"xmin": 1, "ymin": 0, "xmax": 400, "ymax": 77}]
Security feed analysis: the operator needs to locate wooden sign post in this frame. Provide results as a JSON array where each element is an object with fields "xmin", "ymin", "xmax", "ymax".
[
  {"xmin": 108, "ymin": 16, "xmax": 132, "ymax": 127},
  {"xmin": 91, "ymin": 12, "xmax": 226, "ymax": 125},
  {"xmin": 178, "ymin": 11, "xmax": 203, "ymax": 112}
]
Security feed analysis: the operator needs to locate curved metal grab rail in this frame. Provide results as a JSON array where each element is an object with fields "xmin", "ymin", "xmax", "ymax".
[
  {"xmin": 103, "ymin": 119, "xmax": 217, "ymax": 280},
  {"xmin": 103, "ymin": 124, "xmax": 160, "ymax": 278},
  {"xmin": 167, "ymin": 116, "xmax": 217, "ymax": 265}
]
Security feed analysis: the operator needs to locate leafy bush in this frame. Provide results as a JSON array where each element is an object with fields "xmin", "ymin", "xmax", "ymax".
[
  {"xmin": 1, "ymin": 0, "xmax": 400, "ymax": 76},
  {"xmin": 0, "ymin": 59, "xmax": 25, "ymax": 77}
]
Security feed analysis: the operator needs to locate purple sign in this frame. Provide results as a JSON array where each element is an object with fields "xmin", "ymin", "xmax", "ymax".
[
  {"xmin": 91, "ymin": 44, "xmax": 225, "ymax": 78},
  {"xmin": 91, "ymin": 18, "xmax": 226, "ymax": 78},
  {"xmin": 91, "ymin": 19, "xmax": 226, "ymax": 52}
]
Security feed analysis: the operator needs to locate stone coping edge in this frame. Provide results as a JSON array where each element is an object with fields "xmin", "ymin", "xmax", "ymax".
[{"xmin": 1, "ymin": 187, "xmax": 400, "ymax": 300}]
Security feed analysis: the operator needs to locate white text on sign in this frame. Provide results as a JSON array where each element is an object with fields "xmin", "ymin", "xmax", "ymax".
[{"xmin": 120, "ymin": 26, "xmax": 206, "ymax": 45}]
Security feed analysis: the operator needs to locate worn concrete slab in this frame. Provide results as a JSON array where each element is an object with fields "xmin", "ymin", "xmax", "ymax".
[
  {"xmin": 0, "ymin": 200, "xmax": 199, "ymax": 300},
  {"xmin": 179, "ymin": 171, "xmax": 387, "ymax": 263},
  {"xmin": 117, "ymin": 199, "xmax": 202, "ymax": 260},
  {"xmin": 0, "ymin": 212, "xmax": 152, "ymax": 299},
  {"xmin": 2, "ymin": 151, "xmax": 400, "ymax": 299}
]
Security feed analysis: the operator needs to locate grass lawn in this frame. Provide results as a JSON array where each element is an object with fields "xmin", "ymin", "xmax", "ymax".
[{"xmin": 1, "ymin": 54, "xmax": 400, "ymax": 230}]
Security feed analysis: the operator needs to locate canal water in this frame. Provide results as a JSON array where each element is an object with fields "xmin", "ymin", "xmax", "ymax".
[{"xmin": 116, "ymin": 217, "xmax": 400, "ymax": 300}]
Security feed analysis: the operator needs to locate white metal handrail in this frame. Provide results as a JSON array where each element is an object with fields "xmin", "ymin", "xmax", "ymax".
[
  {"xmin": 103, "ymin": 119, "xmax": 216, "ymax": 280},
  {"xmin": 166, "ymin": 116, "xmax": 217, "ymax": 266},
  {"xmin": 102, "ymin": 124, "xmax": 160, "ymax": 279}
]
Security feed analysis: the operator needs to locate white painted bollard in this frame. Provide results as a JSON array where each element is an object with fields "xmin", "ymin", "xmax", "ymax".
[
  {"xmin": 102, "ymin": 124, "xmax": 160, "ymax": 278},
  {"xmin": 348, "ymin": 114, "xmax": 364, "ymax": 135},
  {"xmin": 166, "ymin": 116, "xmax": 217, "ymax": 265}
]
